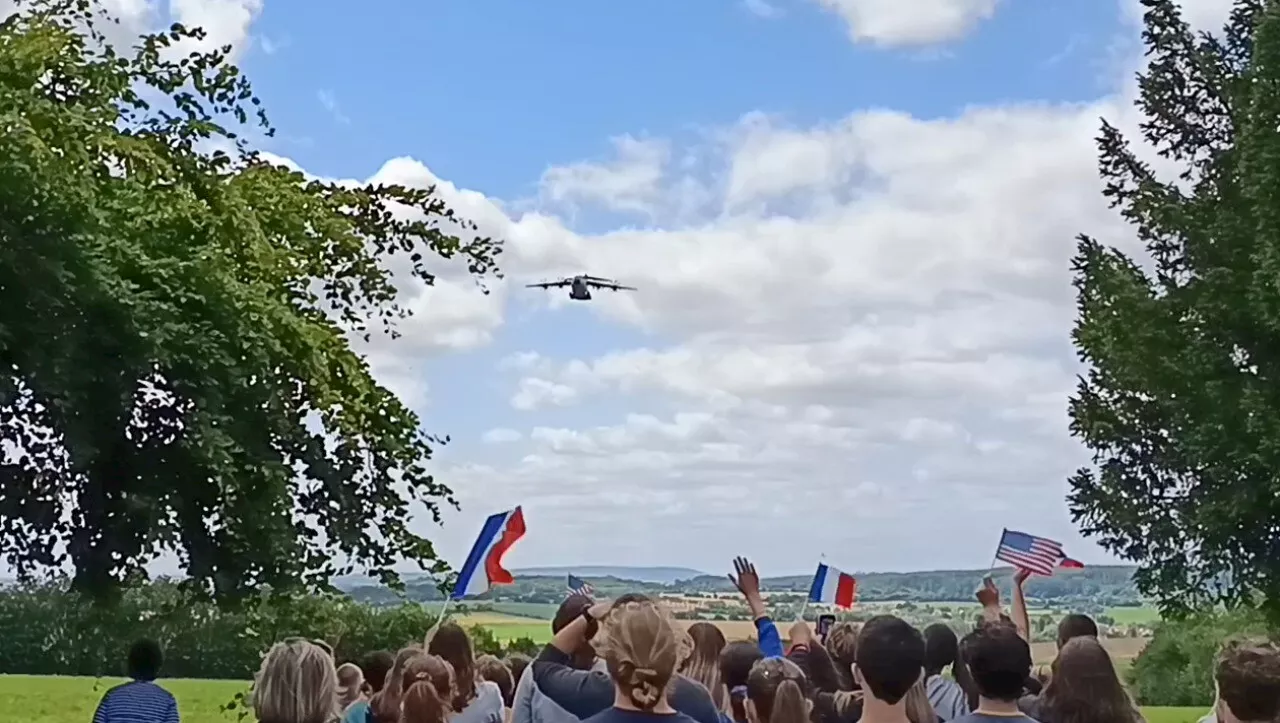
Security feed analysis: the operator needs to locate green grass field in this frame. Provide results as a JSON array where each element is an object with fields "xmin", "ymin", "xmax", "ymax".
[
  {"xmin": 0, "ymin": 674, "xmax": 1205, "ymax": 723},
  {"xmin": 1, "ymin": 675, "xmax": 250, "ymax": 723}
]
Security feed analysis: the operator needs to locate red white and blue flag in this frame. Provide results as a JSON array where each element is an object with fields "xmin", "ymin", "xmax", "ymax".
[
  {"xmin": 995, "ymin": 529, "xmax": 1084, "ymax": 577},
  {"xmin": 451, "ymin": 507, "xmax": 527, "ymax": 600},
  {"xmin": 807, "ymin": 562, "xmax": 857, "ymax": 609}
]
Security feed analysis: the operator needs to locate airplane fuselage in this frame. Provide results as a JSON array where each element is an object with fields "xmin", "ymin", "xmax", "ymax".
[{"xmin": 570, "ymin": 277, "xmax": 592, "ymax": 300}]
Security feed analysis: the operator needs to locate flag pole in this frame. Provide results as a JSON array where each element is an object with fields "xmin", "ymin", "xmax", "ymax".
[
  {"xmin": 426, "ymin": 589, "xmax": 455, "ymax": 645},
  {"xmin": 985, "ymin": 529, "xmax": 1006, "ymax": 575}
]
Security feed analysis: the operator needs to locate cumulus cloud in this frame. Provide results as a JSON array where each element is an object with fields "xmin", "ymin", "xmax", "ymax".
[
  {"xmin": 538, "ymin": 135, "xmax": 671, "ymax": 216},
  {"xmin": 809, "ymin": 0, "xmax": 1003, "ymax": 47},
  {"xmin": 408, "ymin": 0, "xmax": 1241, "ymax": 571},
  {"xmin": 0, "ymin": 0, "xmax": 261, "ymax": 58},
  {"xmin": 6, "ymin": 0, "xmax": 1242, "ymax": 573}
]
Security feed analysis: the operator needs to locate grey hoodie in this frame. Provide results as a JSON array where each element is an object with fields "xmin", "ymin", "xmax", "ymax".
[{"xmin": 511, "ymin": 660, "xmax": 605, "ymax": 723}]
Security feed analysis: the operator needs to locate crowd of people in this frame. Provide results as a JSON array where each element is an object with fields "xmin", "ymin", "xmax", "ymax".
[{"xmin": 91, "ymin": 559, "xmax": 1280, "ymax": 723}]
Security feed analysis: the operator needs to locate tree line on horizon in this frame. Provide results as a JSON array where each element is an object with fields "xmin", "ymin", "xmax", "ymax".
[{"xmin": 340, "ymin": 565, "xmax": 1146, "ymax": 609}]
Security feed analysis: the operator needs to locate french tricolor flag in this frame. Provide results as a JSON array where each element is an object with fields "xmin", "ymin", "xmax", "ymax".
[
  {"xmin": 807, "ymin": 562, "xmax": 857, "ymax": 609},
  {"xmin": 451, "ymin": 507, "xmax": 527, "ymax": 600}
]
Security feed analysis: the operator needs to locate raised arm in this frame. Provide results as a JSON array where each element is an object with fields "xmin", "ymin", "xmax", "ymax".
[
  {"xmin": 976, "ymin": 576, "xmax": 1003, "ymax": 624},
  {"xmin": 1011, "ymin": 568, "xmax": 1031, "ymax": 642},
  {"xmin": 532, "ymin": 601, "xmax": 614, "ymax": 719},
  {"xmin": 729, "ymin": 557, "xmax": 784, "ymax": 658}
]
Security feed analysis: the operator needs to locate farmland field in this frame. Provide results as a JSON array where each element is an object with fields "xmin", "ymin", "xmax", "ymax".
[
  {"xmin": 452, "ymin": 611, "xmax": 1156, "ymax": 665},
  {"xmin": 0, "ymin": 675, "xmax": 1204, "ymax": 723}
]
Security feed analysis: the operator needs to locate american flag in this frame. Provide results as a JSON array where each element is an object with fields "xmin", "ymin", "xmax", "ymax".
[
  {"xmin": 566, "ymin": 573, "xmax": 594, "ymax": 597},
  {"xmin": 995, "ymin": 530, "xmax": 1082, "ymax": 577}
]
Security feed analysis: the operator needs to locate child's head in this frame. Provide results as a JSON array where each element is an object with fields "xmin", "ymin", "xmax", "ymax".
[
  {"xmin": 721, "ymin": 641, "xmax": 765, "ymax": 722},
  {"xmin": 855, "ymin": 616, "xmax": 925, "ymax": 705},
  {"xmin": 476, "ymin": 654, "xmax": 515, "ymax": 708},
  {"xmin": 960, "ymin": 622, "xmax": 1031, "ymax": 703},
  {"xmin": 1215, "ymin": 639, "xmax": 1280, "ymax": 723},
  {"xmin": 744, "ymin": 657, "xmax": 811, "ymax": 723},
  {"xmin": 337, "ymin": 662, "xmax": 365, "ymax": 709}
]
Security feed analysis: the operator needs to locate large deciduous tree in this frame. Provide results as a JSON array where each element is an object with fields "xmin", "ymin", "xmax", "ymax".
[
  {"xmin": 1068, "ymin": 0, "xmax": 1280, "ymax": 621},
  {"xmin": 0, "ymin": 0, "xmax": 500, "ymax": 602}
]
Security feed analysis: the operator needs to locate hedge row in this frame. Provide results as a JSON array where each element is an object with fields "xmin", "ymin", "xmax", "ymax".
[
  {"xmin": 1128, "ymin": 607, "xmax": 1272, "ymax": 707},
  {"xmin": 0, "ymin": 580, "xmax": 539, "ymax": 680}
]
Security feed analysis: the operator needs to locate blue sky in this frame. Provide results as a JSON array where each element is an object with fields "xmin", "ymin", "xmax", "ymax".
[
  {"xmin": 241, "ymin": 0, "xmax": 1125, "ymax": 456},
  {"xmin": 7, "ymin": 0, "xmax": 1217, "ymax": 578},
  {"xmin": 214, "ymin": 0, "xmax": 1159, "ymax": 574},
  {"xmin": 246, "ymin": 0, "xmax": 1120, "ymax": 193}
]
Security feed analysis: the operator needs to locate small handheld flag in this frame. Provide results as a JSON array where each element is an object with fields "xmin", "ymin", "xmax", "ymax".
[
  {"xmin": 995, "ymin": 529, "xmax": 1082, "ymax": 577},
  {"xmin": 807, "ymin": 562, "xmax": 857, "ymax": 609},
  {"xmin": 451, "ymin": 507, "xmax": 526, "ymax": 600},
  {"xmin": 566, "ymin": 574, "xmax": 594, "ymax": 597}
]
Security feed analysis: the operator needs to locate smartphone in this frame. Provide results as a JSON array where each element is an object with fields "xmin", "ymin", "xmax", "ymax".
[{"xmin": 817, "ymin": 613, "xmax": 836, "ymax": 639}]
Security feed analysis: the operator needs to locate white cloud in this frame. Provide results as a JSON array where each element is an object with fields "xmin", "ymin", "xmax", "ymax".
[
  {"xmin": 415, "ymin": 0, "xmax": 1240, "ymax": 572},
  {"xmin": 538, "ymin": 135, "xmax": 671, "ymax": 216},
  {"xmin": 0, "ymin": 0, "xmax": 260, "ymax": 58},
  {"xmin": 167, "ymin": 0, "xmax": 262, "ymax": 59},
  {"xmin": 5, "ymin": 0, "xmax": 1240, "ymax": 574},
  {"xmin": 810, "ymin": 0, "xmax": 1002, "ymax": 47}
]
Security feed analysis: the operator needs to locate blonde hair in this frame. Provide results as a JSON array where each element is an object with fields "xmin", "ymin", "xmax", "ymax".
[
  {"xmin": 904, "ymin": 680, "xmax": 937, "ymax": 723},
  {"xmin": 681, "ymin": 622, "xmax": 728, "ymax": 709},
  {"xmin": 371, "ymin": 646, "xmax": 424, "ymax": 723},
  {"xmin": 337, "ymin": 662, "xmax": 365, "ymax": 711},
  {"xmin": 252, "ymin": 639, "xmax": 339, "ymax": 723},
  {"xmin": 596, "ymin": 599, "xmax": 688, "ymax": 710}
]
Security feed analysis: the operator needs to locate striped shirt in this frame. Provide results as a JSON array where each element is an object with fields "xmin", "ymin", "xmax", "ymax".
[
  {"xmin": 926, "ymin": 675, "xmax": 970, "ymax": 722},
  {"xmin": 92, "ymin": 680, "xmax": 180, "ymax": 723}
]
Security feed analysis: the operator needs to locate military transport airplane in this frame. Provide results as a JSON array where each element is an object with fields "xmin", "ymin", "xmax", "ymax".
[{"xmin": 526, "ymin": 274, "xmax": 637, "ymax": 301}]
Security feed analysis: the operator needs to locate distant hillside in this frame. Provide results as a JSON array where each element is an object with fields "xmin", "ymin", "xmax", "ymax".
[
  {"xmin": 337, "ymin": 564, "xmax": 1145, "ymax": 610},
  {"xmin": 512, "ymin": 566, "xmax": 705, "ymax": 584}
]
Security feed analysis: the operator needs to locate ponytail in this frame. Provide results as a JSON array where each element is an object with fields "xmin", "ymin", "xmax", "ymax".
[
  {"xmin": 768, "ymin": 679, "xmax": 809, "ymax": 723},
  {"xmin": 401, "ymin": 679, "xmax": 450, "ymax": 723}
]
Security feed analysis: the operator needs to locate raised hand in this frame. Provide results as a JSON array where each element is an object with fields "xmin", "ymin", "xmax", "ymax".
[
  {"xmin": 729, "ymin": 557, "xmax": 760, "ymax": 598},
  {"xmin": 976, "ymin": 575, "xmax": 1000, "ymax": 609},
  {"xmin": 1013, "ymin": 567, "xmax": 1031, "ymax": 585}
]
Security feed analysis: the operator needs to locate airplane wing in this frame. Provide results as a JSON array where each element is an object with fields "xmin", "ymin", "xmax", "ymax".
[
  {"xmin": 526, "ymin": 279, "xmax": 571, "ymax": 289},
  {"xmin": 583, "ymin": 279, "xmax": 637, "ymax": 291}
]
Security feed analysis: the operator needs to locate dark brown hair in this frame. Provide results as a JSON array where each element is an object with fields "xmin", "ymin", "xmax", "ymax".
[
  {"xmin": 1040, "ymin": 637, "xmax": 1138, "ymax": 723},
  {"xmin": 476, "ymin": 654, "xmax": 515, "ymax": 708},
  {"xmin": 400, "ymin": 654, "xmax": 455, "ymax": 723},
  {"xmin": 825, "ymin": 622, "xmax": 859, "ymax": 690},
  {"xmin": 428, "ymin": 622, "xmax": 478, "ymax": 712},
  {"xmin": 746, "ymin": 657, "xmax": 811, "ymax": 723},
  {"xmin": 506, "ymin": 653, "xmax": 531, "ymax": 688},
  {"xmin": 683, "ymin": 622, "xmax": 728, "ymax": 709},
  {"xmin": 362, "ymin": 650, "xmax": 396, "ymax": 694},
  {"xmin": 721, "ymin": 640, "xmax": 764, "ymax": 722},
  {"xmin": 1216, "ymin": 639, "xmax": 1280, "ymax": 723}
]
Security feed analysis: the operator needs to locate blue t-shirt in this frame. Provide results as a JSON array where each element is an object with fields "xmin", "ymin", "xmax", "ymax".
[
  {"xmin": 341, "ymin": 700, "xmax": 371, "ymax": 723},
  {"xmin": 92, "ymin": 680, "xmax": 180, "ymax": 723},
  {"xmin": 584, "ymin": 708, "xmax": 701, "ymax": 723}
]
